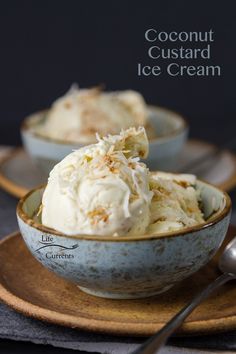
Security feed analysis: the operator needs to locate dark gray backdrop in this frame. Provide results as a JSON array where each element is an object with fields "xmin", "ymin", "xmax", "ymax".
[{"xmin": 0, "ymin": 0, "xmax": 235, "ymax": 146}]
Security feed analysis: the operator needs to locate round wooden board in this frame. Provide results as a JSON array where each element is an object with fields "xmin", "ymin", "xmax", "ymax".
[
  {"xmin": 0, "ymin": 226, "xmax": 236, "ymax": 337},
  {"xmin": 0, "ymin": 140, "xmax": 236, "ymax": 199}
]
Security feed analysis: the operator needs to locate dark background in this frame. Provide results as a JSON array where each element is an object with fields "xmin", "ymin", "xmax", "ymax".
[{"xmin": 0, "ymin": 0, "xmax": 235, "ymax": 146}]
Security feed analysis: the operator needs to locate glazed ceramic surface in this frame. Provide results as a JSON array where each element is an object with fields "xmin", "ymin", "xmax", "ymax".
[
  {"xmin": 21, "ymin": 106, "xmax": 188, "ymax": 174},
  {"xmin": 16, "ymin": 180, "xmax": 231, "ymax": 299}
]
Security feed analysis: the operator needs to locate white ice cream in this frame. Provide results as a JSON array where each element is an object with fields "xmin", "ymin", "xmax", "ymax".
[
  {"xmin": 41, "ymin": 128, "xmax": 205, "ymax": 237},
  {"xmin": 148, "ymin": 172, "xmax": 204, "ymax": 234},
  {"xmin": 41, "ymin": 127, "xmax": 153, "ymax": 236},
  {"xmin": 37, "ymin": 86, "xmax": 148, "ymax": 143}
]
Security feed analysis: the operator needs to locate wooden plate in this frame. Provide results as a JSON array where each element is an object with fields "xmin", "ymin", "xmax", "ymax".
[
  {"xmin": 1, "ymin": 226, "xmax": 236, "ymax": 336},
  {"xmin": 0, "ymin": 140, "xmax": 236, "ymax": 199}
]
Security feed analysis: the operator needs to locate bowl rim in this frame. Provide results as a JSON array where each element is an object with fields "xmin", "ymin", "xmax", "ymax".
[
  {"xmin": 21, "ymin": 105, "xmax": 189, "ymax": 146},
  {"xmin": 17, "ymin": 179, "xmax": 231, "ymax": 242}
]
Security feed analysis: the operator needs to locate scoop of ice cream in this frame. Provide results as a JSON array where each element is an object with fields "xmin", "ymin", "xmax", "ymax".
[
  {"xmin": 41, "ymin": 127, "xmax": 153, "ymax": 236},
  {"xmin": 148, "ymin": 172, "xmax": 204, "ymax": 234},
  {"xmin": 37, "ymin": 86, "xmax": 148, "ymax": 143}
]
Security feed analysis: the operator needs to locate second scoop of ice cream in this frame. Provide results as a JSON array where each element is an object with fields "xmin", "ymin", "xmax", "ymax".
[{"xmin": 37, "ymin": 86, "xmax": 148, "ymax": 143}]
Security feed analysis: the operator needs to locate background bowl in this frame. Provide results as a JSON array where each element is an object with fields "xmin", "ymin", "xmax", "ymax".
[
  {"xmin": 21, "ymin": 106, "xmax": 188, "ymax": 174},
  {"xmin": 17, "ymin": 179, "xmax": 231, "ymax": 299}
]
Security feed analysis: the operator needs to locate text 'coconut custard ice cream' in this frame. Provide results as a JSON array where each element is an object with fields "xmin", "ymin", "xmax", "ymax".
[
  {"xmin": 41, "ymin": 127, "xmax": 205, "ymax": 237},
  {"xmin": 37, "ymin": 85, "xmax": 148, "ymax": 143}
]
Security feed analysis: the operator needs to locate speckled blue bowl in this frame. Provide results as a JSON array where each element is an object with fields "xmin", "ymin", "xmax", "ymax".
[
  {"xmin": 16, "ymin": 180, "xmax": 231, "ymax": 299},
  {"xmin": 21, "ymin": 106, "xmax": 188, "ymax": 174}
]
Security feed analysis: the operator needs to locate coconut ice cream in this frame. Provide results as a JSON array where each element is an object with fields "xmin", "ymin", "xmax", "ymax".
[
  {"xmin": 41, "ymin": 127, "xmax": 205, "ymax": 237},
  {"xmin": 41, "ymin": 127, "xmax": 153, "ymax": 236},
  {"xmin": 148, "ymin": 172, "xmax": 204, "ymax": 234},
  {"xmin": 37, "ymin": 86, "xmax": 148, "ymax": 143}
]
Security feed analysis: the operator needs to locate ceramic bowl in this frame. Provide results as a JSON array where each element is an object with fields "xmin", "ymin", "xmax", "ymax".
[
  {"xmin": 16, "ymin": 179, "xmax": 231, "ymax": 299},
  {"xmin": 21, "ymin": 106, "xmax": 188, "ymax": 174}
]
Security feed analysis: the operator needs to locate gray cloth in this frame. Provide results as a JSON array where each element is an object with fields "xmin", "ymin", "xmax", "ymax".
[{"xmin": 1, "ymin": 187, "xmax": 236, "ymax": 353}]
